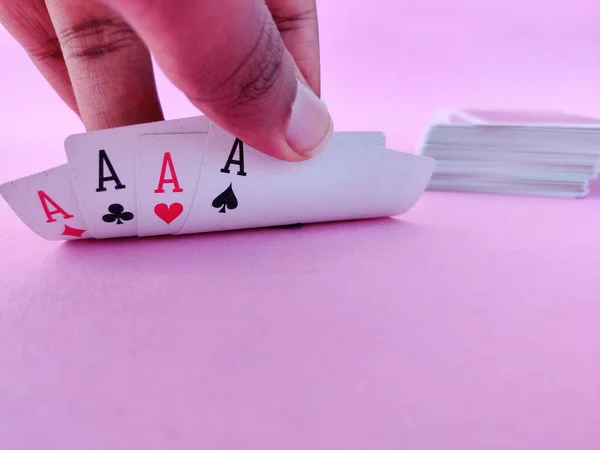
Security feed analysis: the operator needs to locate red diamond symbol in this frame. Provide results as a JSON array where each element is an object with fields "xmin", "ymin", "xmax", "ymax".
[{"xmin": 62, "ymin": 225, "xmax": 86, "ymax": 238}]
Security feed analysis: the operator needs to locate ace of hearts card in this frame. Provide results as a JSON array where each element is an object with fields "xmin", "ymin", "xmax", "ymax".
[{"xmin": 64, "ymin": 116, "xmax": 210, "ymax": 239}]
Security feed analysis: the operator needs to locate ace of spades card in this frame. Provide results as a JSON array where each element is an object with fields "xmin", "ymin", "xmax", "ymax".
[
  {"xmin": 177, "ymin": 123, "xmax": 435, "ymax": 235},
  {"xmin": 132, "ymin": 130, "xmax": 391, "ymax": 236}
]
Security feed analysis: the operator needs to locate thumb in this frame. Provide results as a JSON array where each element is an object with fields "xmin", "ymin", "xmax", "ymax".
[{"xmin": 98, "ymin": 0, "xmax": 333, "ymax": 161}]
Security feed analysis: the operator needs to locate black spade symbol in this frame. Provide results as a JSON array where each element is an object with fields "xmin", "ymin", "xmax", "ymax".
[{"xmin": 212, "ymin": 184, "xmax": 238, "ymax": 214}]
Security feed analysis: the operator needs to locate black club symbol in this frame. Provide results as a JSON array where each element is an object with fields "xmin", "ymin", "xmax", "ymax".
[{"xmin": 102, "ymin": 203, "xmax": 134, "ymax": 225}]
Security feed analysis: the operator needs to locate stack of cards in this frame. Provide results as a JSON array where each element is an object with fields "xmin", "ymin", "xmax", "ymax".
[
  {"xmin": 1, "ymin": 116, "xmax": 435, "ymax": 241},
  {"xmin": 419, "ymin": 109, "xmax": 600, "ymax": 198}
]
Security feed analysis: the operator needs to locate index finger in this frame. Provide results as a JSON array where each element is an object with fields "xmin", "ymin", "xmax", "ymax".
[{"xmin": 267, "ymin": 0, "xmax": 321, "ymax": 96}]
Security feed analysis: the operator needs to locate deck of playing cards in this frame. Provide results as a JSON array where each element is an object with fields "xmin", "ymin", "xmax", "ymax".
[
  {"xmin": 1, "ymin": 117, "xmax": 435, "ymax": 241},
  {"xmin": 419, "ymin": 109, "xmax": 600, "ymax": 198}
]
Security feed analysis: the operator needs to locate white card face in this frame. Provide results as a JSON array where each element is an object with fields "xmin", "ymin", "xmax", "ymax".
[
  {"xmin": 134, "ymin": 133, "xmax": 208, "ymax": 237},
  {"xmin": 178, "ymin": 124, "xmax": 435, "ymax": 235},
  {"xmin": 334, "ymin": 131, "xmax": 386, "ymax": 147},
  {"xmin": 64, "ymin": 115, "xmax": 209, "ymax": 239},
  {"xmin": 460, "ymin": 109, "xmax": 600, "ymax": 127},
  {"xmin": 428, "ymin": 176, "xmax": 589, "ymax": 199},
  {"xmin": 0, "ymin": 164, "xmax": 89, "ymax": 240}
]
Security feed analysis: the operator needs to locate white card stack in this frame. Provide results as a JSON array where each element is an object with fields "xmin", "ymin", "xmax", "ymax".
[{"xmin": 418, "ymin": 109, "xmax": 600, "ymax": 198}]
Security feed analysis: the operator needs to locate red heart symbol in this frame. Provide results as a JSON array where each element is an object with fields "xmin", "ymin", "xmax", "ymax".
[{"xmin": 154, "ymin": 203, "xmax": 184, "ymax": 224}]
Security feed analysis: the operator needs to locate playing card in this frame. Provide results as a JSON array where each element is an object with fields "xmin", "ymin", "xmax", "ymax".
[
  {"xmin": 334, "ymin": 131, "xmax": 386, "ymax": 147},
  {"xmin": 134, "ymin": 133, "xmax": 208, "ymax": 237},
  {"xmin": 433, "ymin": 159, "xmax": 598, "ymax": 181},
  {"xmin": 428, "ymin": 175, "xmax": 589, "ymax": 199},
  {"xmin": 0, "ymin": 164, "xmax": 89, "ymax": 240},
  {"xmin": 427, "ymin": 108, "xmax": 600, "ymax": 128},
  {"xmin": 460, "ymin": 109, "xmax": 600, "ymax": 127},
  {"xmin": 428, "ymin": 108, "xmax": 483, "ymax": 125},
  {"xmin": 64, "ymin": 115, "xmax": 210, "ymax": 239},
  {"xmin": 177, "ymin": 123, "xmax": 435, "ymax": 235},
  {"xmin": 421, "ymin": 125, "xmax": 600, "ymax": 156},
  {"xmin": 421, "ymin": 147, "xmax": 600, "ymax": 166}
]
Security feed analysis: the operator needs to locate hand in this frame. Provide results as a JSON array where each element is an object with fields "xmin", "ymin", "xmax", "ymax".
[{"xmin": 0, "ymin": 0, "xmax": 333, "ymax": 161}]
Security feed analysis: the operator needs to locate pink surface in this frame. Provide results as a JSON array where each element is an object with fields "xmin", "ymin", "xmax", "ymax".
[{"xmin": 1, "ymin": 1, "xmax": 600, "ymax": 449}]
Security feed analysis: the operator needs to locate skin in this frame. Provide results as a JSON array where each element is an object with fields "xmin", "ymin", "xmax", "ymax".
[{"xmin": 0, "ymin": 0, "xmax": 321, "ymax": 160}]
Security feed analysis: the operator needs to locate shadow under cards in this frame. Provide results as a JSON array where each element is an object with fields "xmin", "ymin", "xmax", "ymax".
[{"xmin": 51, "ymin": 217, "xmax": 426, "ymax": 275}]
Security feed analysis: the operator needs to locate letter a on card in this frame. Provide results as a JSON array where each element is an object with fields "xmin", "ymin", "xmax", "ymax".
[
  {"xmin": 155, "ymin": 152, "xmax": 184, "ymax": 193},
  {"xmin": 134, "ymin": 133, "xmax": 209, "ymax": 237},
  {"xmin": 178, "ymin": 123, "xmax": 436, "ymax": 235},
  {"xmin": 0, "ymin": 165, "xmax": 89, "ymax": 240},
  {"xmin": 64, "ymin": 115, "xmax": 210, "ymax": 238}
]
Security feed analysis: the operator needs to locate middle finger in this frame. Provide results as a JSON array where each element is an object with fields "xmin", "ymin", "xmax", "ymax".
[{"xmin": 45, "ymin": 0, "xmax": 163, "ymax": 130}]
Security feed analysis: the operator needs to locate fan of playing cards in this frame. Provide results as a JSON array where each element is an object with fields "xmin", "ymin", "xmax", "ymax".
[{"xmin": 1, "ymin": 116, "xmax": 435, "ymax": 241}]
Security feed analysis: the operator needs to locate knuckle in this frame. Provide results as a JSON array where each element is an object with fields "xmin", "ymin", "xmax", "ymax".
[
  {"xmin": 187, "ymin": 19, "xmax": 287, "ymax": 112},
  {"xmin": 57, "ymin": 15, "xmax": 141, "ymax": 61},
  {"xmin": 27, "ymin": 36, "xmax": 64, "ymax": 62},
  {"xmin": 0, "ymin": 1, "xmax": 63, "ymax": 62}
]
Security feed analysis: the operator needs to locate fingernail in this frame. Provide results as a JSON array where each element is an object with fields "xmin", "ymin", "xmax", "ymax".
[{"xmin": 285, "ymin": 81, "xmax": 333, "ymax": 158}]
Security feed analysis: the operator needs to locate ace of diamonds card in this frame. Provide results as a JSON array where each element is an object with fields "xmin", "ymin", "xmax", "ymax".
[{"xmin": 0, "ymin": 165, "xmax": 88, "ymax": 240}]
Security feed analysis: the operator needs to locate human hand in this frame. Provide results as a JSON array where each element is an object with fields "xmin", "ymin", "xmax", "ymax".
[{"xmin": 0, "ymin": 0, "xmax": 333, "ymax": 161}]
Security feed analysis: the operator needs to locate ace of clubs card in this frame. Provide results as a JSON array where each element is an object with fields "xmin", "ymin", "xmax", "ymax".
[{"xmin": 64, "ymin": 116, "xmax": 209, "ymax": 239}]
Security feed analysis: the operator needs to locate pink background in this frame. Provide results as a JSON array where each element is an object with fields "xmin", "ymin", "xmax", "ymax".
[{"xmin": 1, "ymin": 1, "xmax": 600, "ymax": 449}]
